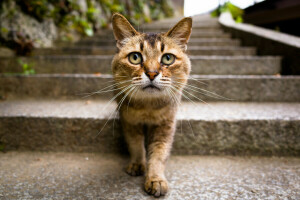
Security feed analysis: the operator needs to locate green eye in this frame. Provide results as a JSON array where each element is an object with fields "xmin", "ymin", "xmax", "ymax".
[
  {"xmin": 161, "ymin": 54, "xmax": 175, "ymax": 65},
  {"xmin": 128, "ymin": 52, "xmax": 142, "ymax": 65}
]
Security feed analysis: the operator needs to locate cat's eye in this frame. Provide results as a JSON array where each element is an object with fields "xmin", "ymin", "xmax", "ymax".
[
  {"xmin": 161, "ymin": 54, "xmax": 175, "ymax": 65},
  {"xmin": 128, "ymin": 52, "xmax": 142, "ymax": 65}
]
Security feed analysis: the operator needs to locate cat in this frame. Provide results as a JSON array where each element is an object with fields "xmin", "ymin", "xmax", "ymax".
[{"xmin": 111, "ymin": 13, "xmax": 192, "ymax": 197}]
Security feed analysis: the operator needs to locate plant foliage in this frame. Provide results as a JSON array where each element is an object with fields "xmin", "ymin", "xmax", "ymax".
[{"xmin": 211, "ymin": 2, "xmax": 244, "ymax": 23}]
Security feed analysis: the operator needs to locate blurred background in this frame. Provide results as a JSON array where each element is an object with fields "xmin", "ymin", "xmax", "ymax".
[{"xmin": 0, "ymin": 0, "xmax": 299, "ymax": 55}]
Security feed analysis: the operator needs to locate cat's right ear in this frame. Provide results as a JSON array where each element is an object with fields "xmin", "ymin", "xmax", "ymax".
[{"xmin": 112, "ymin": 13, "xmax": 139, "ymax": 47}]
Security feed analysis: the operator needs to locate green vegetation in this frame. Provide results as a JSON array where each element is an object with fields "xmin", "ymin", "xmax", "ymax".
[
  {"xmin": 3, "ymin": 59, "xmax": 35, "ymax": 75},
  {"xmin": 3, "ymin": 0, "xmax": 174, "ymax": 37},
  {"xmin": 211, "ymin": 2, "xmax": 244, "ymax": 23},
  {"xmin": 0, "ymin": 0, "xmax": 174, "ymax": 55},
  {"xmin": 18, "ymin": 59, "xmax": 35, "ymax": 75},
  {"xmin": 0, "ymin": 142, "xmax": 5, "ymax": 152}
]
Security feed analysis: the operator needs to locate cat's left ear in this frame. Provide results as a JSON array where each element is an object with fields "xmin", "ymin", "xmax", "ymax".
[
  {"xmin": 165, "ymin": 17, "xmax": 192, "ymax": 50},
  {"xmin": 112, "ymin": 13, "xmax": 139, "ymax": 47}
]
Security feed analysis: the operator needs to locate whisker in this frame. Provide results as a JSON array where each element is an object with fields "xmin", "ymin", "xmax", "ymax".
[
  {"xmin": 94, "ymin": 85, "xmax": 133, "ymax": 138},
  {"xmin": 172, "ymin": 80, "xmax": 232, "ymax": 101},
  {"xmin": 113, "ymin": 86, "xmax": 136, "ymax": 136},
  {"xmin": 173, "ymin": 76, "xmax": 209, "ymax": 85},
  {"xmin": 79, "ymin": 80, "xmax": 132, "ymax": 98},
  {"xmin": 127, "ymin": 87, "xmax": 139, "ymax": 113},
  {"xmin": 173, "ymin": 84, "xmax": 210, "ymax": 106},
  {"xmin": 167, "ymin": 87, "xmax": 183, "ymax": 136},
  {"xmin": 168, "ymin": 85, "xmax": 195, "ymax": 137}
]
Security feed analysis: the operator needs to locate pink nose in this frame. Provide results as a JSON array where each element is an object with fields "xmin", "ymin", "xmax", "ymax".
[{"xmin": 146, "ymin": 71, "xmax": 158, "ymax": 81}]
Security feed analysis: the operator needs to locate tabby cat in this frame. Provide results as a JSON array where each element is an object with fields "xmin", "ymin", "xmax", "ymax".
[{"xmin": 111, "ymin": 13, "xmax": 192, "ymax": 197}]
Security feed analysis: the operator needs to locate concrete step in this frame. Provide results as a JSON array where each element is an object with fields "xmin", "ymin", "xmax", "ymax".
[
  {"xmin": 140, "ymin": 21, "xmax": 220, "ymax": 29},
  {"xmin": 0, "ymin": 100, "xmax": 299, "ymax": 155},
  {"xmin": 0, "ymin": 56, "xmax": 281, "ymax": 75},
  {"xmin": 32, "ymin": 46, "xmax": 256, "ymax": 56},
  {"xmin": 95, "ymin": 29, "xmax": 227, "ymax": 38},
  {"xmin": 1, "ymin": 74, "xmax": 299, "ymax": 101},
  {"xmin": 135, "ymin": 26, "xmax": 223, "ymax": 32},
  {"xmin": 141, "ymin": 29, "xmax": 224, "ymax": 34},
  {"xmin": 74, "ymin": 38, "xmax": 241, "ymax": 47},
  {"xmin": 149, "ymin": 18, "xmax": 218, "ymax": 24},
  {"xmin": 88, "ymin": 32, "xmax": 231, "ymax": 40},
  {"xmin": 1, "ymin": 152, "xmax": 298, "ymax": 199}
]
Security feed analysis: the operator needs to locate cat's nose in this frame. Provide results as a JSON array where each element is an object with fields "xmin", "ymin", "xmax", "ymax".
[{"xmin": 145, "ymin": 71, "xmax": 159, "ymax": 81}]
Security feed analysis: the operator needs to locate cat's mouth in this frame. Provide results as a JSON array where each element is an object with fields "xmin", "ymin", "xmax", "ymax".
[{"xmin": 142, "ymin": 84, "xmax": 161, "ymax": 91}]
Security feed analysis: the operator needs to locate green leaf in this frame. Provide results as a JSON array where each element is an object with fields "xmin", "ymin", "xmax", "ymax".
[
  {"xmin": 23, "ymin": 63, "xmax": 28, "ymax": 70},
  {"xmin": 1, "ymin": 27, "xmax": 8, "ymax": 33},
  {"xmin": 0, "ymin": 143, "xmax": 5, "ymax": 152},
  {"xmin": 85, "ymin": 28, "xmax": 94, "ymax": 36}
]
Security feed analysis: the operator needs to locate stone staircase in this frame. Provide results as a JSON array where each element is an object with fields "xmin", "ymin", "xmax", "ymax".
[{"xmin": 0, "ymin": 15, "xmax": 299, "ymax": 199}]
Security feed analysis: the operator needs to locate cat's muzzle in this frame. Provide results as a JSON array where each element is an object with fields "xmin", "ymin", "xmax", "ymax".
[{"xmin": 142, "ymin": 83, "xmax": 161, "ymax": 91}]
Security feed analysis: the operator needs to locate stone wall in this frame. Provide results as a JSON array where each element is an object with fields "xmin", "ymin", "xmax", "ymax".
[{"xmin": 0, "ymin": 0, "xmax": 175, "ymax": 55}]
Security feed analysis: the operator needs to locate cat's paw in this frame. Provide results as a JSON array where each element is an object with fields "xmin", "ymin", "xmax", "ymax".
[
  {"xmin": 145, "ymin": 176, "xmax": 168, "ymax": 197},
  {"xmin": 126, "ymin": 163, "xmax": 145, "ymax": 176}
]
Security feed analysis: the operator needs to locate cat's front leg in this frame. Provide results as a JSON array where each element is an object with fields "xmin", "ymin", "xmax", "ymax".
[
  {"xmin": 122, "ymin": 119, "xmax": 146, "ymax": 176},
  {"xmin": 145, "ymin": 120, "xmax": 175, "ymax": 197}
]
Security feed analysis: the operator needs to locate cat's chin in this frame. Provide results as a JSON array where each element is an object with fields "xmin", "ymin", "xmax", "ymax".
[
  {"xmin": 135, "ymin": 87, "xmax": 167, "ymax": 98},
  {"xmin": 142, "ymin": 85, "xmax": 161, "ymax": 92},
  {"xmin": 141, "ymin": 88, "xmax": 162, "ymax": 95}
]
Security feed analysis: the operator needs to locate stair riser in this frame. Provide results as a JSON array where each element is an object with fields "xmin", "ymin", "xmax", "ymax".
[
  {"xmin": 32, "ymin": 48, "xmax": 255, "ymax": 56},
  {"xmin": 95, "ymin": 30, "xmax": 226, "ymax": 37},
  {"xmin": 0, "ymin": 56, "xmax": 280, "ymax": 75},
  {"xmin": 86, "ymin": 33, "xmax": 231, "ymax": 40},
  {"xmin": 136, "ymin": 28, "xmax": 223, "ymax": 33},
  {"xmin": 0, "ymin": 117, "xmax": 298, "ymax": 156},
  {"xmin": 75, "ymin": 40, "xmax": 240, "ymax": 47},
  {"xmin": 140, "ymin": 23, "xmax": 220, "ymax": 29},
  {"xmin": 1, "ymin": 75, "xmax": 299, "ymax": 102}
]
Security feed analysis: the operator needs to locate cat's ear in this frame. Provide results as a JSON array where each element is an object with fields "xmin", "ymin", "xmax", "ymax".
[
  {"xmin": 112, "ymin": 13, "xmax": 139, "ymax": 45},
  {"xmin": 165, "ymin": 17, "xmax": 192, "ymax": 50}
]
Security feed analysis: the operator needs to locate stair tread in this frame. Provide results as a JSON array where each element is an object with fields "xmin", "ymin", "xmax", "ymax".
[
  {"xmin": 0, "ymin": 152, "xmax": 299, "ymax": 199},
  {"xmin": 1, "ymin": 100, "xmax": 299, "ymax": 120},
  {"xmin": 32, "ymin": 46, "xmax": 256, "ymax": 56},
  {"xmin": 1, "ymin": 74, "xmax": 299, "ymax": 102},
  {"xmin": 0, "ymin": 55, "xmax": 280, "ymax": 75},
  {"xmin": 37, "ymin": 46, "xmax": 253, "ymax": 50}
]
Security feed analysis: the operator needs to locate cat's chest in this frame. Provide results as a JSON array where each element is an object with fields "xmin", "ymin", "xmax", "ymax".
[{"xmin": 121, "ymin": 105, "xmax": 176, "ymax": 125}]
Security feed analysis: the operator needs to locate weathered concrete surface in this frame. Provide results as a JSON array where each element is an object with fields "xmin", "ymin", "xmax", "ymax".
[
  {"xmin": 31, "ymin": 46, "xmax": 255, "ymax": 56},
  {"xmin": 190, "ymin": 56, "xmax": 281, "ymax": 75},
  {"xmin": 140, "ymin": 21, "xmax": 220, "ymax": 29},
  {"xmin": 219, "ymin": 12, "xmax": 300, "ymax": 75},
  {"xmin": 74, "ymin": 38, "xmax": 241, "ymax": 47},
  {"xmin": 1, "ymin": 74, "xmax": 299, "ymax": 102},
  {"xmin": 135, "ymin": 25, "xmax": 222, "ymax": 32},
  {"xmin": 0, "ymin": 152, "xmax": 299, "ymax": 199},
  {"xmin": 93, "ymin": 30, "xmax": 230, "ymax": 39},
  {"xmin": 0, "ymin": 47, "xmax": 14, "ymax": 57},
  {"xmin": 0, "ymin": 100, "xmax": 299, "ymax": 155},
  {"xmin": 0, "ymin": 55, "xmax": 280, "ymax": 75},
  {"xmin": 86, "ymin": 31, "xmax": 230, "ymax": 41}
]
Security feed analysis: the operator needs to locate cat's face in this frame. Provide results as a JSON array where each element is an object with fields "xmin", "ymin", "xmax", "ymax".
[{"xmin": 112, "ymin": 14, "xmax": 192, "ymax": 99}]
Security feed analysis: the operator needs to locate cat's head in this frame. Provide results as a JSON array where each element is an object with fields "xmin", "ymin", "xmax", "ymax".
[{"xmin": 111, "ymin": 13, "xmax": 192, "ymax": 99}]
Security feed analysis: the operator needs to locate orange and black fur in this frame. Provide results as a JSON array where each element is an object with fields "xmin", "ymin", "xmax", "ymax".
[{"xmin": 111, "ymin": 13, "xmax": 192, "ymax": 197}]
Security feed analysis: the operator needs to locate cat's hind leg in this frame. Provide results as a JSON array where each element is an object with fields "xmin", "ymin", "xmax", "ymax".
[{"xmin": 122, "ymin": 120, "xmax": 146, "ymax": 176}]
